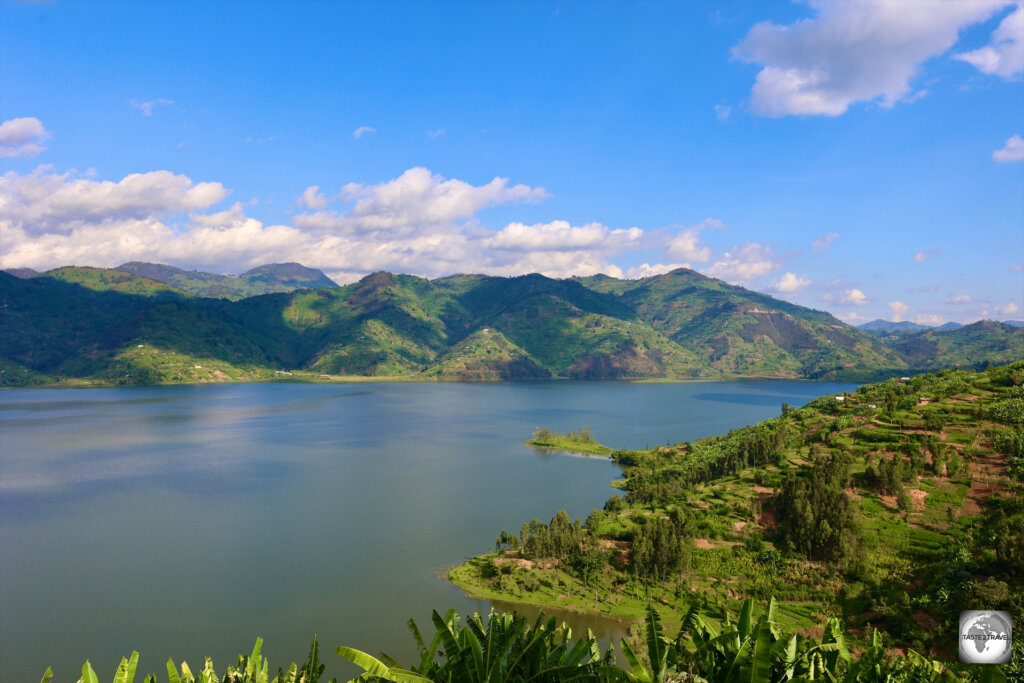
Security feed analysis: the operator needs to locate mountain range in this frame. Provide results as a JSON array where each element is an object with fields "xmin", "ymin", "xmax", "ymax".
[{"xmin": 1, "ymin": 263, "xmax": 1021, "ymax": 386}]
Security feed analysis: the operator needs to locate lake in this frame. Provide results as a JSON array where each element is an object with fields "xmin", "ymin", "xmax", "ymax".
[{"xmin": 0, "ymin": 379, "xmax": 856, "ymax": 680}]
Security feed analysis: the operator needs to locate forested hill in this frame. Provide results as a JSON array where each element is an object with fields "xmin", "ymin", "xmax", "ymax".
[
  {"xmin": 1, "ymin": 266, "xmax": 1021, "ymax": 387},
  {"xmin": 451, "ymin": 361, "xmax": 1024, "ymax": 665}
]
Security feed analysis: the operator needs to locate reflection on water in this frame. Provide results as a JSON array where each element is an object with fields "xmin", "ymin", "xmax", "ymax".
[{"xmin": 0, "ymin": 379, "xmax": 854, "ymax": 680}]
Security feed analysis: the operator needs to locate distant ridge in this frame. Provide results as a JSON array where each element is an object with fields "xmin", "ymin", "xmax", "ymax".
[
  {"xmin": 2, "ymin": 268, "xmax": 40, "ymax": 279},
  {"xmin": 115, "ymin": 261, "xmax": 338, "ymax": 299},
  {"xmin": 858, "ymin": 319, "xmax": 931, "ymax": 334},
  {"xmin": 2, "ymin": 266, "xmax": 1021, "ymax": 386}
]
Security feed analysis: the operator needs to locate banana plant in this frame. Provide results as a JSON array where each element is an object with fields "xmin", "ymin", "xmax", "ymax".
[{"xmin": 338, "ymin": 608, "xmax": 610, "ymax": 682}]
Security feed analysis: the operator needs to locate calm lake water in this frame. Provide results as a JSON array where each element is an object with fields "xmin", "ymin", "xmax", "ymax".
[{"xmin": 0, "ymin": 379, "xmax": 855, "ymax": 680}]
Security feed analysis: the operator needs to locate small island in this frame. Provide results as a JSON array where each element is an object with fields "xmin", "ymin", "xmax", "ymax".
[{"xmin": 525, "ymin": 426, "xmax": 613, "ymax": 456}]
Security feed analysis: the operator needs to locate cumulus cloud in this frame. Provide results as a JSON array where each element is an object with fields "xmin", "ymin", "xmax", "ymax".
[
  {"xmin": 0, "ymin": 166, "xmax": 229, "ymax": 235},
  {"xmin": 956, "ymin": 3, "xmax": 1024, "ymax": 78},
  {"xmin": 733, "ymin": 0, "xmax": 1008, "ymax": 117},
  {"xmin": 703, "ymin": 241, "xmax": 781, "ymax": 284},
  {"xmin": 914, "ymin": 248, "xmax": 940, "ymax": 263},
  {"xmin": 993, "ymin": 134, "xmax": 1024, "ymax": 162},
  {"xmin": 840, "ymin": 288, "xmax": 869, "ymax": 306},
  {"xmin": 664, "ymin": 218, "xmax": 723, "ymax": 263},
  {"xmin": 130, "ymin": 98, "xmax": 174, "ymax": 116},
  {"xmin": 293, "ymin": 167, "xmax": 549, "ymax": 234},
  {"xmin": 811, "ymin": 232, "xmax": 839, "ymax": 254},
  {"xmin": 297, "ymin": 185, "xmax": 328, "ymax": 210},
  {"xmin": 837, "ymin": 311, "xmax": 871, "ymax": 324},
  {"xmin": 625, "ymin": 263, "xmax": 690, "ymax": 279},
  {"xmin": 0, "ymin": 165, "xmax": 648, "ymax": 280},
  {"xmin": 352, "ymin": 126, "xmax": 377, "ymax": 139},
  {"xmin": 0, "ymin": 117, "xmax": 49, "ymax": 158},
  {"xmin": 914, "ymin": 313, "xmax": 945, "ymax": 326},
  {"xmin": 945, "ymin": 294, "xmax": 972, "ymax": 304},
  {"xmin": 888, "ymin": 300, "xmax": 909, "ymax": 321},
  {"xmin": 488, "ymin": 221, "xmax": 641, "ymax": 253},
  {"xmin": 769, "ymin": 272, "xmax": 812, "ymax": 292}
]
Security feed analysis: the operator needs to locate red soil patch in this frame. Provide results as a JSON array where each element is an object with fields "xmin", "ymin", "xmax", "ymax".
[
  {"xmin": 694, "ymin": 538, "xmax": 716, "ymax": 549},
  {"xmin": 733, "ymin": 521, "xmax": 748, "ymax": 533},
  {"xmin": 907, "ymin": 488, "xmax": 928, "ymax": 510},
  {"xmin": 600, "ymin": 539, "xmax": 631, "ymax": 565}
]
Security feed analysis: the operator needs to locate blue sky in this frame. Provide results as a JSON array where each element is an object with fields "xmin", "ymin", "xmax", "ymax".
[{"xmin": 1, "ymin": 0, "xmax": 1021, "ymax": 325}]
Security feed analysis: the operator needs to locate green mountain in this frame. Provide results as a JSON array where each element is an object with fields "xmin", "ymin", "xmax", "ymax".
[
  {"xmin": 115, "ymin": 261, "xmax": 338, "ymax": 299},
  {"xmin": 576, "ymin": 268, "xmax": 903, "ymax": 379},
  {"xmin": 2, "ymin": 266, "xmax": 1020, "ymax": 387},
  {"xmin": 43, "ymin": 266, "xmax": 190, "ymax": 297},
  {"xmin": 858, "ymin": 319, "xmax": 933, "ymax": 335},
  {"xmin": 2, "ymin": 267, "xmax": 40, "ymax": 279},
  {"xmin": 451, "ymin": 362, "xmax": 1024, "ymax": 658},
  {"xmin": 893, "ymin": 320, "xmax": 1024, "ymax": 370}
]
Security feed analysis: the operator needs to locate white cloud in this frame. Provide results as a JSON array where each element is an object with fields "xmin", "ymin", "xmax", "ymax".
[
  {"xmin": 888, "ymin": 300, "xmax": 909, "ymax": 321},
  {"xmin": 836, "ymin": 311, "xmax": 871, "ymax": 324},
  {"xmin": 297, "ymin": 185, "xmax": 327, "ymax": 210},
  {"xmin": 1002, "ymin": 302, "xmax": 1021, "ymax": 315},
  {"xmin": 625, "ymin": 263, "xmax": 690, "ymax": 279},
  {"xmin": 664, "ymin": 218, "xmax": 723, "ymax": 263},
  {"xmin": 993, "ymin": 134, "xmax": 1024, "ymax": 162},
  {"xmin": 0, "ymin": 166, "xmax": 229, "ymax": 235},
  {"xmin": 914, "ymin": 313, "xmax": 945, "ymax": 326},
  {"xmin": 0, "ymin": 117, "xmax": 49, "ymax": 158},
  {"xmin": 293, "ymin": 167, "xmax": 549, "ymax": 233},
  {"xmin": 945, "ymin": 294, "xmax": 972, "ymax": 304},
  {"xmin": 811, "ymin": 232, "xmax": 839, "ymax": 254},
  {"xmin": 914, "ymin": 248, "xmax": 940, "ymax": 263},
  {"xmin": 733, "ymin": 0, "xmax": 1008, "ymax": 117},
  {"xmin": 769, "ymin": 272, "xmax": 812, "ymax": 292},
  {"xmin": 130, "ymin": 98, "xmax": 174, "ymax": 116},
  {"xmin": 352, "ymin": 126, "xmax": 377, "ymax": 139},
  {"xmin": 714, "ymin": 104, "xmax": 732, "ymax": 122},
  {"xmin": 428, "ymin": 129, "xmax": 446, "ymax": 138},
  {"xmin": 703, "ymin": 241, "xmax": 781, "ymax": 284},
  {"xmin": 1012, "ymin": 264, "xmax": 1023, "ymax": 271},
  {"xmin": 840, "ymin": 289, "xmax": 869, "ymax": 306},
  {"xmin": 956, "ymin": 3, "xmax": 1024, "ymax": 78},
  {"xmin": 488, "ymin": 221, "xmax": 641, "ymax": 253},
  {"xmin": 0, "ymin": 165, "xmax": 649, "ymax": 280}
]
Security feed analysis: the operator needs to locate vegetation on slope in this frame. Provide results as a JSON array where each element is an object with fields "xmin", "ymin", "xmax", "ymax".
[
  {"xmin": 115, "ymin": 261, "xmax": 338, "ymax": 300},
  {"xmin": 47, "ymin": 599, "xmax": 1018, "ymax": 682},
  {"xmin": 451, "ymin": 362, "xmax": 1024, "ymax": 662},
  {"xmin": 526, "ymin": 426, "xmax": 613, "ymax": 455},
  {"xmin": 3, "ymin": 266, "xmax": 1021, "ymax": 386}
]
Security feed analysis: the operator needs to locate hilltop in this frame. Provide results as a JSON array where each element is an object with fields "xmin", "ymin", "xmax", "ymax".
[
  {"xmin": 115, "ymin": 261, "xmax": 339, "ymax": 299},
  {"xmin": 1, "ymin": 265, "xmax": 1021, "ymax": 386},
  {"xmin": 450, "ymin": 362, "xmax": 1024, "ymax": 658}
]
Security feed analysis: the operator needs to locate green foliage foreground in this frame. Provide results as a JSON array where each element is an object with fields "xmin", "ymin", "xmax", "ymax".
[{"xmin": 41, "ymin": 598, "xmax": 1017, "ymax": 683}]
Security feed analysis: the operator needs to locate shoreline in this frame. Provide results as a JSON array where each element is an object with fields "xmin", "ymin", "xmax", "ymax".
[{"xmin": 1, "ymin": 372, "xmax": 870, "ymax": 391}]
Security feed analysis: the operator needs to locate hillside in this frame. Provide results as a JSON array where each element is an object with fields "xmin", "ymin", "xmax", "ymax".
[
  {"xmin": 450, "ymin": 362, "xmax": 1024, "ymax": 659},
  {"xmin": 115, "ymin": 261, "xmax": 338, "ymax": 299},
  {"xmin": 1, "ymin": 267, "xmax": 1021, "ymax": 387},
  {"xmin": 893, "ymin": 321, "xmax": 1024, "ymax": 370},
  {"xmin": 576, "ymin": 268, "xmax": 904, "ymax": 378}
]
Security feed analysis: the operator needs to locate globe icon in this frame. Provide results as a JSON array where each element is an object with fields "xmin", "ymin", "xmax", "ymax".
[{"xmin": 959, "ymin": 610, "xmax": 1012, "ymax": 664}]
